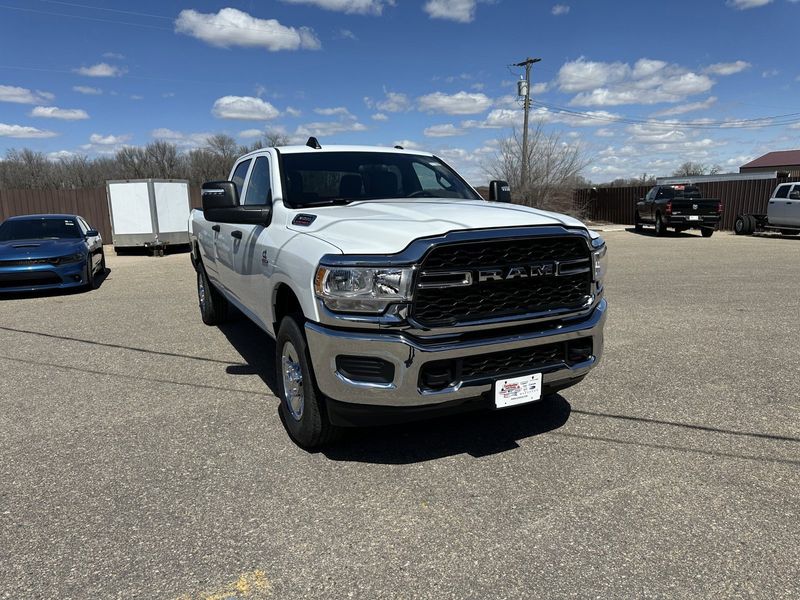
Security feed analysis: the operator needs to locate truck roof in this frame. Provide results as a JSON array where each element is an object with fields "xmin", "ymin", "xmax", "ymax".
[{"xmin": 256, "ymin": 144, "xmax": 436, "ymax": 157}]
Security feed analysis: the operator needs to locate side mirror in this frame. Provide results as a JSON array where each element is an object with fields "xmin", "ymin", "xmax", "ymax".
[
  {"xmin": 489, "ymin": 180, "xmax": 511, "ymax": 203},
  {"xmin": 201, "ymin": 180, "xmax": 271, "ymax": 226},
  {"xmin": 85, "ymin": 229, "xmax": 99, "ymax": 237},
  {"xmin": 789, "ymin": 190, "xmax": 800, "ymax": 200}
]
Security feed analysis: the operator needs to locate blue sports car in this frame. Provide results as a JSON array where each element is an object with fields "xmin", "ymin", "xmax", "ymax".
[{"xmin": 0, "ymin": 214, "xmax": 106, "ymax": 293}]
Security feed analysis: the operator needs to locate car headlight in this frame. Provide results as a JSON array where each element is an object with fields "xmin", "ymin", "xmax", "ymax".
[
  {"xmin": 591, "ymin": 238, "xmax": 607, "ymax": 287},
  {"xmin": 55, "ymin": 252, "xmax": 85, "ymax": 265},
  {"xmin": 314, "ymin": 265, "xmax": 414, "ymax": 313}
]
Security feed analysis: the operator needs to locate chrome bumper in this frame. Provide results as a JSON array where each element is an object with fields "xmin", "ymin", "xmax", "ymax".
[{"xmin": 305, "ymin": 298, "xmax": 607, "ymax": 408}]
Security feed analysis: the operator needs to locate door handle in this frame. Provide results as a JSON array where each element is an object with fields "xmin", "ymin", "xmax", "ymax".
[
  {"xmin": 231, "ymin": 230, "xmax": 242, "ymax": 239},
  {"xmin": 212, "ymin": 224, "xmax": 220, "ymax": 232}
]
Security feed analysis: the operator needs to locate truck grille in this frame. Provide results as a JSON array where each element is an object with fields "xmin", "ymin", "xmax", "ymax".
[{"xmin": 412, "ymin": 236, "xmax": 592, "ymax": 327}]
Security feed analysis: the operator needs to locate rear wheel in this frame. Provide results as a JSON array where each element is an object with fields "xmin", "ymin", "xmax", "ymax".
[
  {"xmin": 734, "ymin": 216, "xmax": 747, "ymax": 235},
  {"xmin": 745, "ymin": 215, "xmax": 757, "ymax": 234},
  {"xmin": 634, "ymin": 211, "xmax": 643, "ymax": 232},
  {"xmin": 701, "ymin": 227, "xmax": 714, "ymax": 238},
  {"xmin": 196, "ymin": 264, "xmax": 228, "ymax": 325},
  {"xmin": 276, "ymin": 315, "xmax": 340, "ymax": 449},
  {"xmin": 654, "ymin": 213, "xmax": 666, "ymax": 237}
]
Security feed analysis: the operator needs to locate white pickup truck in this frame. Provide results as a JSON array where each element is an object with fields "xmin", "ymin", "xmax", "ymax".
[
  {"xmin": 734, "ymin": 181, "xmax": 800, "ymax": 236},
  {"xmin": 189, "ymin": 139, "xmax": 607, "ymax": 448}
]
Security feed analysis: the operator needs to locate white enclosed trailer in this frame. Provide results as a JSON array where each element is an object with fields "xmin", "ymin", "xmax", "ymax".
[{"xmin": 106, "ymin": 179, "xmax": 192, "ymax": 252}]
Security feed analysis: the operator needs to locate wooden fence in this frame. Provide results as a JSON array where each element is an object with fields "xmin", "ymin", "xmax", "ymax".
[
  {"xmin": 0, "ymin": 186, "xmax": 203, "ymax": 243},
  {"xmin": 574, "ymin": 176, "xmax": 800, "ymax": 230}
]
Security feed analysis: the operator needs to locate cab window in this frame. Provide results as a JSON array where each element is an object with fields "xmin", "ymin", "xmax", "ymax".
[
  {"xmin": 775, "ymin": 185, "xmax": 791, "ymax": 199},
  {"xmin": 231, "ymin": 159, "xmax": 252, "ymax": 198},
  {"xmin": 243, "ymin": 156, "xmax": 272, "ymax": 206}
]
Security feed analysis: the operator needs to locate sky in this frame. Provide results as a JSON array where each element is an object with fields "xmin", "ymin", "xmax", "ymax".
[{"xmin": 1, "ymin": 0, "xmax": 799, "ymax": 185}]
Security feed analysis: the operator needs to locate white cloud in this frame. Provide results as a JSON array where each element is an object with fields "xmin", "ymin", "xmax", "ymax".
[
  {"xmin": 151, "ymin": 128, "xmax": 212, "ymax": 148},
  {"xmin": 762, "ymin": 69, "xmax": 779, "ymax": 78},
  {"xmin": 424, "ymin": 123, "xmax": 466, "ymax": 137},
  {"xmin": 651, "ymin": 96, "xmax": 717, "ymax": 117},
  {"xmin": 594, "ymin": 128, "xmax": 615, "ymax": 137},
  {"xmin": 557, "ymin": 58, "xmax": 629, "ymax": 93},
  {"xmin": 551, "ymin": 4, "xmax": 570, "ymax": 15},
  {"xmin": 418, "ymin": 91, "xmax": 492, "ymax": 115},
  {"xmin": 74, "ymin": 63, "xmax": 125, "ymax": 77},
  {"xmin": 212, "ymin": 96, "xmax": 280, "ymax": 120},
  {"xmin": 239, "ymin": 129, "xmax": 264, "ymax": 139},
  {"xmin": 337, "ymin": 29, "xmax": 357, "ymax": 40},
  {"xmin": 30, "ymin": 106, "xmax": 89, "ymax": 120},
  {"xmin": 704, "ymin": 61, "xmax": 750, "ymax": 75},
  {"xmin": 295, "ymin": 120, "xmax": 367, "ymax": 137},
  {"xmin": 314, "ymin": 106, "xmax": 353, "ymax": 117},
  {"xmin": 371, "ymin": 112, "xmax": 388, "ymax": 121},
  {"xmin": 103, "ymin": 52, "xmax": 125, "ymax": 60},
  {"xmin": 47, "ymin": 150, "xmax": 77, "ymax": 161},
  {"xmin": 0, "ymin": 123, "xmax": 58, "ymax": 138},
  {"xmin": 424, "ymin": 0, "xmax": 477, "ymax": 23},
  {"xmin": 470, "ymin": 82, "xmax": 485, "ymax": 91},
  {"xmin": 175, "ymin": 8, "xmax": 321, "ymax": 51},
  {"xmin": 560, "ymin": 58, "xmax": 714, "ymax": 106},
  {"xmin": 365, "ymin": 91, "xmax": 411, "ymax": 113},
  {"xmin": 0, "ymin": 85, "xmax": 55, "ymax": 105},
  {"xmin": 89, "ymin": 133, "xmax": 130, "ymax": 145},
  {"xmin": 392, "ymin": 139, "xmax": 421, "ymax": 149},
  {"xmin": 73, "ymin": 85, "xmax": 102, "ymax": 95},
  {"xmin": 285, "ymin": 106, "xmax": 302, "ymax": 117},
  {"xmin": 727, "ymin": 0, "xmax": 771, "ymax": 9},
  {"xmin": 282, "ymin": 0, "xmax": 393, "ymax": 15}
]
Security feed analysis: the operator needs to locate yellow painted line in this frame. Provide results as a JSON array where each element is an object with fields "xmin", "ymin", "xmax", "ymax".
[{"xmin": 174, "ymin": 570, "xmax": 272, "ymax": 600}]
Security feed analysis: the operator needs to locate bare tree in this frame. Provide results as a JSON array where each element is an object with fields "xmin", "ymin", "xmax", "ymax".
[
  {"xmin": 484, "ymin": 122, "xmax": 589, "ymax": 213},
  {"xmin": 264, "ymin": 131, "xmax": 290, "ymax": 147}
]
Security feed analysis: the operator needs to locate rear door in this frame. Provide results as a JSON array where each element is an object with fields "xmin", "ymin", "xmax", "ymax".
[{"xmin": 786, "ymin": 184, "xmax": 800, "ymax": 227}]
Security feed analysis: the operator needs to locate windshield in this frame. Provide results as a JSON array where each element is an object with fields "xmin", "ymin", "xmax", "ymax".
[
  {"xmin": 280, "ymin": 151, "xmax": 481, "ymax": 207},
  {"xmin": 0, "ymin": 218, "xmax": 82, "ymax": 241}
]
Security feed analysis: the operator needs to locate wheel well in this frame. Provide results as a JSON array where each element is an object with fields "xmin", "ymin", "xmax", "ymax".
[{"xmin": 274, "ymin": 284, "xmax": 303, "ymax": 328}]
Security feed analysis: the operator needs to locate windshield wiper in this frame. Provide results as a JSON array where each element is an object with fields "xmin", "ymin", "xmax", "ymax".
[{"xmin": 298, "ymin": 198, "xmax": 353, "ymax": 208}]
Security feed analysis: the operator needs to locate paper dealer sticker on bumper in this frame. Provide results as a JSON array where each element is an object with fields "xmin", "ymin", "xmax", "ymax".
[{"xmin": 495, "ymin": 373, "xmax": 542, "ymax": 408}]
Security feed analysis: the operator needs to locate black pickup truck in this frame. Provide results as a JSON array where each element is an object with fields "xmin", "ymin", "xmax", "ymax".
[{"xmin": 635, "ymin": 184, "xmax": 722, "ymax": 237}]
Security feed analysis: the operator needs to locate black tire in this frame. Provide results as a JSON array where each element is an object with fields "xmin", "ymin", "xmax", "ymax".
[
  {"xmin": 654, "ymin": 213, "xmax": 666, "ymax": 237},
  {"xmin": 84, "ymin": 254, "xmax": 95, "ymax": 290},
  {"xmin": 734, "ymin": 216, "xmax": 747, "ymax": 235},
  {"xmin": 98, "ymin": 249, "xmax": 106, "ymax": 273},
  {"xmin": 745, "ymin": 215, "xmax": 757, "ymax": 234},
  {"xmin": 196, "ymin": 264, "xmax": 228, "ymax": 325},
  {"xmin": 276, "ymin": 315, "xmax": 340, "ymax": 449},
  {"xmin": 634, "ymin": 212, "xmax": 643, "ymax": 232},
  {"xmin": 701, "ymin": 227, "xmax": 714, "ymax": 238}
]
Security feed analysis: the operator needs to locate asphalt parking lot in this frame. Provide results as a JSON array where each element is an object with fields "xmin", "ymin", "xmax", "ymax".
[{"xmin": 1, "ymin": 229, "xmax": 799, "ymax": 599}]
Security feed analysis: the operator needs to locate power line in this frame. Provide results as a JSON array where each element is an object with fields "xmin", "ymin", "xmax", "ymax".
[
  {"xmin": 0, "ymin": 3, "xmax": 172, "ymax": 30},
  {"xmin": 38, "ymin": 0, "xmax": 173, "ymax": 20}
]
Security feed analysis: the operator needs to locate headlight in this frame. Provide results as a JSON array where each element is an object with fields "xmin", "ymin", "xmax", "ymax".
[
  {"xmin": 591, "ymin": 238, "xmax": 607, "ymax": 286},
  {"xmin": 314, "ymin": 265, "xmax": 414, "ymax": 313},
  {"xmin": 55, "ymin": 252, "xmax": 85, "ymax": 265}
]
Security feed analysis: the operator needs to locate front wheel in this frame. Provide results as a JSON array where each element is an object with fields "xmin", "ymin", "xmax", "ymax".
[
  {"xmin": 276, "ymin": 316, "xmax": 340, "ymax": 449},
  {"xmin": 701, "ymin": 227, "xmax": 714, "ymax": 238}
]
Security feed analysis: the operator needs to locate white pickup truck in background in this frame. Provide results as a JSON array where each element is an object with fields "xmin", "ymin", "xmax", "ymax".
[
  {"xmin": 734, "ymin": 181, "xmax": 800, "ymax": 236},
  {"xmin": 189, "ymin": 139, "xmax": 607, "ymax": 448}
]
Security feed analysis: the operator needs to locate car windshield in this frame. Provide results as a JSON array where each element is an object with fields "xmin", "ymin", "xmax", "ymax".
[
  {"xmin": 0, "ymin": 218, "xmax": 82, "ymax": 241},
  {"xmin": 667, "ymin": 185, "xmax": 701, "ymax": 199},
  {"xmin": 280, "ymin": 151, "xmax": 481, "ymax": 207}
]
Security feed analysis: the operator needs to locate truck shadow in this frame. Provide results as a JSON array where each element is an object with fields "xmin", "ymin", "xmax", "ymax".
[
  {"xmin": 218, "ymin": 314, "xmax": 280, "ymax": 397},
  {"xmin": 625, "ymin": 227, "xmax": 703, "ymax": 238},
  {"xmin": 218, "ymin": 315, "xmax": 571, "ymax": 463},
  {"xmin": 323, "ymin": 395, "xmax": 571, "ymax": 464}
]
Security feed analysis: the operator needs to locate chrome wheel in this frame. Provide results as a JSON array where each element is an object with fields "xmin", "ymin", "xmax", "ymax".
[{"xmin": 281, "ymin": 342, "xmax": 304, "ymax": 421}]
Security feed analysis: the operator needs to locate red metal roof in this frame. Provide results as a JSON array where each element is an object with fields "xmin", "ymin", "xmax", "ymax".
[{"xmin": 741, "ymin": 150, "xmax": 800, "ymax": 169}]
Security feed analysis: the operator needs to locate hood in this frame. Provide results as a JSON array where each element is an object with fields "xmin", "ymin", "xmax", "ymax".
[
  {"xmin": 286, "ymin": 198, "xmax": 588, "ymax": 254},
  {"xmin": 0, "ymin": 238, "xmax": 84, "ymax": 260}
]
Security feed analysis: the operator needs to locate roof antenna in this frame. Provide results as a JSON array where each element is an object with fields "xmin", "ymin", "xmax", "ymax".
[
  {"xmin": 394, "ymin": 145, "xmax": 404, "ymax": 150},
  {"xmin": 306, "ymin": 136, "xmax": 322, "ymax": 149}
]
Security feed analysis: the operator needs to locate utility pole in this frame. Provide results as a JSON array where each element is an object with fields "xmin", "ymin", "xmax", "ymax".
[{"xmin": 514, "ymin": 57, "xmax": 541, "ymax": 194}]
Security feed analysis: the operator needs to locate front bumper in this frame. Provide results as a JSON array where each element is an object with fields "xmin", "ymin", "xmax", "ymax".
[
  {"xmin": 0, "ymin": 261, "xmax": 88, "ymax": 293},
  {"xmin": 305, "ymin": 298, "xmax": 607, "ymax": 409}
]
